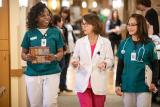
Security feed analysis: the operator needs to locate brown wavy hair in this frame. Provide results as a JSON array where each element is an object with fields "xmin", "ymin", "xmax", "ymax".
[{"xmin": 83, "ymin": 13, "xmax": 103, "ymax": 35}]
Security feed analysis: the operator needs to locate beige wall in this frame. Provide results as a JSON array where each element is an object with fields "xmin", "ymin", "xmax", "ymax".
[
  {"xmin": 9, "ymin": 0, "xmax": 28, "ymax": 107},
  {"xmin": 9, "ymin": 0, "xmax": 20, "ymax": 106},
  {"xmin": 10, "ymin": 0, "xmax": 19, "ymax": 69}
]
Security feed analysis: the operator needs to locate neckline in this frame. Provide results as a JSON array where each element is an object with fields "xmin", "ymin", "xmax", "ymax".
[{"xmin": 37, "ymin": 28, "xmax": 49, "ymax": 36}]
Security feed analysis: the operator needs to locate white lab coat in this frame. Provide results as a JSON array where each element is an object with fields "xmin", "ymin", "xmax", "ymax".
[{"xmin": 72, "ymin": 35, "xmax": 114, "ymax": 95}]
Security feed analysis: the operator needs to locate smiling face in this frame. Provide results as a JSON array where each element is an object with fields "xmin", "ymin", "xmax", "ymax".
[
  {"xmin": 37, "ymin": 8, "xmax": 51, "ymax": 29},
  {"xmin": 127, "ymin": 17, "xmax": 138, "ymax": 36}
]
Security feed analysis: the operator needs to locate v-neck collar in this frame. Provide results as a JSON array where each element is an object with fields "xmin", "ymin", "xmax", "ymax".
[{"xmin": 36, "ymin": 28, "xmax": 50, "ymax": 38}]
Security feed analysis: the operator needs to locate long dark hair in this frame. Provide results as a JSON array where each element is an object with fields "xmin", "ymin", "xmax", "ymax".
[
  {"xmin": 27, "ymin": 2, "xmax": 53, "ymax": 29},
  {"xmin": 126, "ymin": 13, "xmax": 151, "ymax": 43},
  {"xmin": 111, "ymin": 9, "xmax": 119, "ymax": 21},
  {"xmin": 60, "ymin": 6, "xmax": 70, "ymax": 23}
]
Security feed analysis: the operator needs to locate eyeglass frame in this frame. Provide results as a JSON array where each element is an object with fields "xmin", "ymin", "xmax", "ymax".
[
  {"xmin": 81, "ymin": 22, "xmax": 90, "ymax": 26},
  {"xmin": 127, "ymin": 23, "xmax": 138, "ymax": 27}
]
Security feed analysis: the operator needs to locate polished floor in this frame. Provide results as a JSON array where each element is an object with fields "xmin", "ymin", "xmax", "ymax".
[
  {"xmin": 59, "ymin": 56, "xmax": 160, "ymax": 107},
  {"xmin": 58, "ymin": 94, "xmax": 160, "ymax": 107},
  {"xmin": 58, "ymin": 94, "xmax": 123, "ymax": 107},
  {"xmin": 58, "ymin": 70, "xmax": 159, "ymax": 107}
]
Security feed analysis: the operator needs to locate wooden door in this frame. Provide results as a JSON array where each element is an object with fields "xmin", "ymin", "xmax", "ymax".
[{"xmin": 0, "ymin": 0, "xmax": 10, "ymax": 107}]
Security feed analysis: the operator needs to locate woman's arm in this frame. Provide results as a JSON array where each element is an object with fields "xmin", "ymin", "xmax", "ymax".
[
  {"xmin": 115, "ymin": 58, "xmax": 124, "ymax": 96},
  {"xmin": 54, "ymin": 48, "xmax": 63, "ymax": 61},
  {"xmin": 151, "ymin": 59, "xmax": 159, "ymax": 84},
  {"xmin": 46, "ymin": 48, "xmax": 63, "ymax": 61},
  {"xmin": 116, "ymin": 59, "xmax": 124, "ymax": 86}
]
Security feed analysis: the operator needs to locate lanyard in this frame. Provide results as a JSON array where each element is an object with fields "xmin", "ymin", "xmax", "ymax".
[{"xmin": 41, "ymin": 33, "xmax": 47, "ymax": 47}]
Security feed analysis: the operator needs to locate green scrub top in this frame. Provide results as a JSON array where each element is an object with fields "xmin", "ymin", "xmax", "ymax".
[
  {"xmin": 116, "ymin": 37, "xmax": 157, "ymax": 92},
  {"xmin": 21, "ymin": 27, "xmax": 64, "ymax": 76}
]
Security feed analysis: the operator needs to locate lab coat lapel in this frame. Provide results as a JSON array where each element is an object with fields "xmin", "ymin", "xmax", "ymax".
[
  {"xmin": 93, "ymin": 35, "xmax": 102, "ymax": 58},
  {"xmin": 84, "ymin": 36, "xmax": 92, "ymax": 60}
]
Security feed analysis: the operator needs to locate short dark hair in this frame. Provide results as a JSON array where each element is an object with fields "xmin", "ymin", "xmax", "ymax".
[
  {"xmin": 27, "ymin": 2, "xmax": 53, "ymax": 29},
  {"xmin": 127, "ymin": 14, "xmax": 151, "ymax": 43},
  {"xmin": 136, "ymin": 0, "xmax": 151, "ymax": 7},
  {"xmin": 83, "ymin": 13, "xmax": 103, "ymax": 35},
  {"xmin": 52, "ymin": 15, "xmax": 62, "ymax": 26}
]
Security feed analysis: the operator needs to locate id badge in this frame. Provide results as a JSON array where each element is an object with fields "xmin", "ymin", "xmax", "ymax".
[
  {"xmin": 41, "ymin": 38, "xmax": 47, "ymax": 47},
  {"xmin": 131, "ymin": 52, "xmax": 136, "ymax": 61}
]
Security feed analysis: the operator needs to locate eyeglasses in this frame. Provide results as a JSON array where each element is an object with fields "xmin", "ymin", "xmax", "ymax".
[
  {"xmin": 81, "ymin": 22, "xmax": 89, "ymax": 26},
  {"xmin": 127, "ymin": 23, "xmax": 138, "ymax": 27}
]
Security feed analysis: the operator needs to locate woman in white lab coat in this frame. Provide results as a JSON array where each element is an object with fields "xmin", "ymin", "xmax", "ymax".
[{"xmin": 71, "ymin": 13, "xmax": 114, "ymax": 107}]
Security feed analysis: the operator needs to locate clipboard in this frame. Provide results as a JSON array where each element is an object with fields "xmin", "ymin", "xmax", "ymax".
[
  {"xmin": 145, "ymin": 65, "xmax": 152, "ymax": 87},
  {"xmin": 29, "ymin": 46, "xmax": 51, "ymax": 64}
]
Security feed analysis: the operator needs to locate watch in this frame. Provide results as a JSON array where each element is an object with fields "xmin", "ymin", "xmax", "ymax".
[{"xmin": 54, "ymin": 54, "xmax": 58, "ymax": 61}]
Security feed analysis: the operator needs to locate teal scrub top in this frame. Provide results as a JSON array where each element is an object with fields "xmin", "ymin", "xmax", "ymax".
[
  {"xmin": 116, "ymin": 37, "xmax": 158, "ymax": 92},
  {"xmin": 21, "ymin": 27, "xmax": 64, "ymax": 76}
]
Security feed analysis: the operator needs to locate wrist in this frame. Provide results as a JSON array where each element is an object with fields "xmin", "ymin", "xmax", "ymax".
[
  {"xmin": 25, "ymin": 54, "xmax": 29, "ymax": 61},
  {"xmin": 54, "ymin": 54, "xmax": 58, "ymax": 61}
]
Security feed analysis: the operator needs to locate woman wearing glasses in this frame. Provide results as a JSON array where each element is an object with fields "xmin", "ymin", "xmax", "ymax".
[
  {"xmin": 71, "ymin": 13, "xmax": 114, "ymax": 107},
  {"xmin": 115, "ymin": 14, "xmax": 159, "ymax": 107}
]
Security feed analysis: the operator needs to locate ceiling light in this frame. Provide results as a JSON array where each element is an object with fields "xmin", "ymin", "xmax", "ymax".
[
  {"xmin": 52, "ymin": 0, "xmax": 57, "ymax": 10},
  {"xmin": 19, "ymin": 0, "xmax": 28, "ymax": 7},
  {"xmin": 82, "ymin": 1, "xmax": 87, "ymax": 8},
  {"xmin": 92, "ymin": 1, "xmax": 97, "ymax": 8}
]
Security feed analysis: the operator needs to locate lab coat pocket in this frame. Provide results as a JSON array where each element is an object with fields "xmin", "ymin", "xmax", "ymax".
[
  {"xmin": 75, "ymin": 69, "xmax": 89, "ymax": 91},
  {"xmin": 91, "ymin": 70, "xmax": 108, "ymax": 93}
]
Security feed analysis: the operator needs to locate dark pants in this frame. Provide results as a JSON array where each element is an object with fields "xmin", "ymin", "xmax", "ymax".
[
  {"xmin": 109, "ymin": 34, "xmax": 121, "ymax": 54},
  {"xmin": 110, "ymin": 39, "xmax": 120, "ymax": 54},
  {"xmin": 59, "ymin": 53, "xmax": 71, "ymax": 91}
]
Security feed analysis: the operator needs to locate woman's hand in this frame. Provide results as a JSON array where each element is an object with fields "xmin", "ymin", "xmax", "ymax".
[
  {"xmin": 21, "ymin": 48, "xmax": 36, "ymax": 61},
  {"xmin": 71, "ymin": 56, "xmax": 79, "ymax": 68},
  {"xmin": 149, "ymin": 83, "xmax": 157, "ymax": 93},
  {"xmin": 45, "ymin": 54, "xmax": 57, "ymax": 61},
  {"xmin": 25, "ymin": 53, "xmax": 36, "ymax": 61},
  {"xmin": 97, "ymin": 61, "xmax": 107, "ymax": 71},
  {"xmin": 115, "ymin": 86, "xmax": 123, "ymax": 96},
  {"xmin": 71, "ymin": 60, "xmax": 79, "ymax": 68}
]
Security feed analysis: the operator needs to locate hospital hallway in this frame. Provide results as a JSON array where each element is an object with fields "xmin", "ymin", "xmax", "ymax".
[{"xmin": 1, "ymin": 0, "xmax": 160, "ymax": 107}]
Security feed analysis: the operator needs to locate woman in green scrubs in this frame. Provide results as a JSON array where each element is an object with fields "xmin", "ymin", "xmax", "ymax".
[
  {"xmin": 115, "ymin": 14, "xmax": 159, "ymax": 107},
  {"xmin": 21, "ymin": 2, "xmax": 64, "ymax": 107}
]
